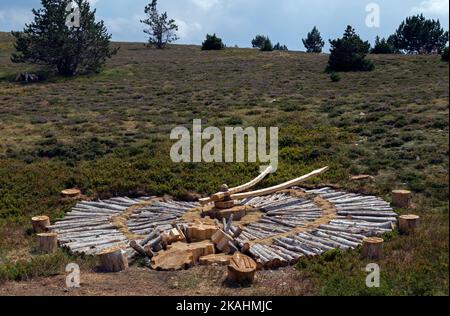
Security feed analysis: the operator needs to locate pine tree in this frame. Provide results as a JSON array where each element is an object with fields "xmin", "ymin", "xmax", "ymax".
[
  {"xmin": 327, "ymin": 25, "xmax": 374, "ymax": 72},
  {"xmin": 251, "ymin": 35, "xmax": 267, "ymax": 49},
  {"xmin": 201, "ymin": 34, "xmax": 225, "ymax": 50},
  {"xmin": 371, "ymin": 36, "xmax": 395, "ymax": 54},
  {"xmin": 390, "ymin": 14, "xmax": 448, "ymax": 54},
  {"xmin": 260, "ymin": 37, "xmax": 274, "ymax": 51},
  {"xmin": 11, "ymin": 0, "xmax": 117, "ymax": 76},
  {"xmin": 302, "ymin": 26, "xmax": 325, "ymax": 53},
  {"xmin": 141, "ymin": 0, "xmax": 179, "ymax": 49}
]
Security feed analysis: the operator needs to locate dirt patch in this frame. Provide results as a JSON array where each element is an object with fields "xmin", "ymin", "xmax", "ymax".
[{"xmin": 0, "ymin": 265, "xmax": 314, "ymax": 296}]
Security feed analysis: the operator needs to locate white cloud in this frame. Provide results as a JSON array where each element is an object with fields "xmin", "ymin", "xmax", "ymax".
[
  {"xmin": 411, "ymin": 0, "xmax": 449, "ymax": 16},
  {"xmin": 175, "ymin": 19, "xmax": 202, "ymax": 41},
  {"xmin": 191, "ymin": 0, "xmax": 219, "ymax": 11}
]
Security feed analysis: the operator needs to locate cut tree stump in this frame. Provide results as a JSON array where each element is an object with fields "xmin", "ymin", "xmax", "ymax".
[
  {"xmin": 227, "ymin": 252, "xmax": 257, "ymax": 284},
  {"xmin": 37, "ymin": 233, "xmax": 58, "ymax": 253},
  {"xmin": 399, "ymin": 215, "xmax": 420, "ymax": 235},
  {"xmin": 199, "ymin": 253, "xmax": 232, "ymax": 266},
  {"xmin": 361, "ymin": 237, "xmax": 384, "ymax": 259},
  {"xmin": 98, "ymin": 248, "xmax": 129, "ymax": 272},
  {"xmin": 61, "ymin": 188, "xmax": 81, "ymax": 198},
  {"xmin": 392, "ymin": 190, "xmax": 412, "ymax": 208},
  {"xmin": 32, "ymin": 216, "xmax": 50, "ymax": 233}
]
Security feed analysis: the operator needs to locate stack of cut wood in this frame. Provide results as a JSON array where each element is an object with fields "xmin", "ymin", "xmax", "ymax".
[
  {"xmin": 211, "ymin": 215, "xmax": 244, "ymax": 254},
  {"xmin": 50, "ymin": 197, "xmax": 154, "ymax": 256}
]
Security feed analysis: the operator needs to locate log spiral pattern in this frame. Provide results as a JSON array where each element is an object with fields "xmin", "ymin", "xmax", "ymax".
[{"xmin": 51, "ymin": 187, "xmax": 397, "ymax": 266}]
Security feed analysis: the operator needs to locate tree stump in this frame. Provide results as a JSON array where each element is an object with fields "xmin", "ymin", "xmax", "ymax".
[
  {"xmin": 392, "ymin": 190, "xmax": 412, "ymax": 208},
  {"xmin": 227, "ymin": 252, "xmax": 257, "ymax": 284},
  {"xmin": 37, "ymin": 233, "xmax": 58, "ymax": 254},
  {"xmin": 399, "ymin": 215, "xmax": 420, "ymax": 235},
  {"xmin": 61, "ymin": 188, "xmax": 81, "ymax": 198},
  {"xmin": 31, "ymin": 216, "xmax": 50, "ymax": 233},
  {"xmin": 98, "ymin": 248, "xmax": 129, "ymax": 272},
  {"xmin": 361, "ymin": 237, "xmax": 384, "ymax": 259}
]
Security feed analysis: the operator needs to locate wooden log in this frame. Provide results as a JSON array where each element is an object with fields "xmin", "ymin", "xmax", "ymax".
[
  {"xmin": 227, "ymin": 252, "xmax": 257, "ymax": 284},
  {"xmin": 32, "ymin": 216, "xmax": 50, "ymax": 233},
  {"xmin": 130, "ymin": 240, "xmax": 154, "ymax": 258},
  {"xmin": 399, "ymin": 215, "xmax": 420, "ymax": 235},
  {"xmin": 361, "ymin": 237, "xmax": 384, "ymax": 259},
  {"xmin": 200, "ymin": 253, "xmax": 232, "ymax": 266},
  {"xmin": 215, "ymin": 200, "xmax": 235, "ymax": 209},
  {"xmin": 37, "ymin": 233, "xmax": 58, "ymax": 253},
  {"xmin": 98, "ymin": 248, "xmax": 129, "ymax": 272},
  {"xmin": 392, "ymin": 190, "xmax": 412, "ymax": 208},
  {"xmin": 211, "ymin": 229, "xmax": 234, "ymax": 254}
]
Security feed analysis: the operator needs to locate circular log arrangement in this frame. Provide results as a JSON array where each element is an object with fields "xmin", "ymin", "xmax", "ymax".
[{"xmin": 50, "ymin": 187, "xmax": 398, "ymax": 270}]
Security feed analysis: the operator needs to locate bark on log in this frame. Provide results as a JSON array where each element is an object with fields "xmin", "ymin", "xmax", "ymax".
[
  {"xmin": 361, "ymin": 237, "xmax": 384, "ymax": 259},
  {"xmin": 399, "ymin": 215, "xmax": 420, "ymax": 235},
  {"xmin": 32, "ymin": 216, "xmax": 50, "ymax": 233},
  {"xmin": 98, "ymin": 248, "xmax": 129, "ymax": 272},
  {"xmin": 37, "ymin": 233, "xmax": 58, "ymax": 253}
]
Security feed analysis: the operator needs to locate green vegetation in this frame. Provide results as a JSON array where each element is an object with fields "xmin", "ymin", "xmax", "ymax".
[
  {"xmin": 273, "ymin": 43, "xmax": 288, "ymax": 51},
  {"xmin": 329, "ymin": 72, "xmax": 340, "ymax": 82},
  {"xmin": 371, "ymin": 36, "xmax": 395, "ymax": 54},
  {"xmin": 442, "ymin": 47, "xmax": 449, "ymax": 62},
  {"xmin": 141, "ymin": 0, "xmax": 179, "ymax": 49},
  {"xmin": 251, "ymin": 35, "xmax": 267, "ymax": 49},
  {"xmin": 302, "ymin": 26, "xmax": 325, "ymax": 53},
  {"xmin": 0, "ymin": 33, "xmax": 448, "ymax": 295},
  {"xmin": 327, "ymin": 25, "xmax": 374, "ymax": 72},
  {"xmin": 390, "ymin": 14, "xmax": 448, "ymax": 54},
  {"xmin": 12, "ymin": 0, "xmax": 117, "ymax": 76},
  {"xmin": 201, "ymin": 34, "xmax": 225, "ymax": 50},
  {"xmin": 260, "ymin": 37, "xmax": 274, "ymax": 52}
]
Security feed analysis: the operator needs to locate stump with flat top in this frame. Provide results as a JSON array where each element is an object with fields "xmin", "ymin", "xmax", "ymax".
[
  {"xmin": 37, "ymin": 233, "xmax": 58, "ymax": 253},
  {"xmin": 399, "ymin": 215, "xmax": 420, "ymax": 235},
  {"xmin": 31, "ymin": 215, "xmax": 50, "ymax": 233},
  {"xmin": 61, "ymin": 188, "xmax": 81, "ymax": 198},
  {"xmin": 361, "ymin": 237, "xmax": 384, "ymax": 259},
  {"xmin": 98, "ymin": 248, "xmax": 129, "ymax": 272},
  {"xmin": 392, "ymin": 190, "xmax": 412, "ymax": 208},
  {"xmin": 227, "ymin": 252, "xmax": 257, "ymax": 284}
]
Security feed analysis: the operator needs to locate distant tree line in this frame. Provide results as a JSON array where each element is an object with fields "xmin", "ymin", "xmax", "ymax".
[{"xmin": 10, "ymin": 0, "xmax": 449, "ymax": 77}]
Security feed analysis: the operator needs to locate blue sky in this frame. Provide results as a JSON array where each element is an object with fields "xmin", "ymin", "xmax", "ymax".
[{"xmin": 1, "ymin": 0, "xmax": 448, "ymax": 51}]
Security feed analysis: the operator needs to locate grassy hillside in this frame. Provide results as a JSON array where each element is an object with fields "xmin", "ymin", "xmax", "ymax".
[{"xmin": 0, "ymin": 32, "xmax": 448, "ymax": 295}]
